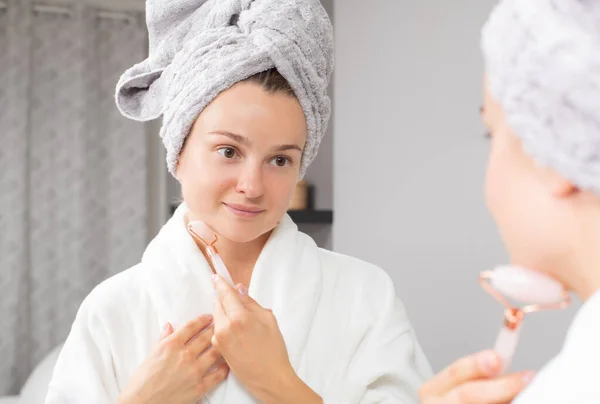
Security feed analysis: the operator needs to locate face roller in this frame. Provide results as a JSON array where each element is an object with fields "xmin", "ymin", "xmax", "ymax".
[
  {"xmin": 188, "ymin": 220, "xmax": 235, "ymax": 287},
  {"xmin": 479, "ymin": 265, "xmax": 570, "ymax": 373}
]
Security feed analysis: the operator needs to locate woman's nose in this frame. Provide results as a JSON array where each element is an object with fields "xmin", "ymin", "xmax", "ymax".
[{"xmin": 235, "ymin": 163, "xmax": 265, "ymax": 198}]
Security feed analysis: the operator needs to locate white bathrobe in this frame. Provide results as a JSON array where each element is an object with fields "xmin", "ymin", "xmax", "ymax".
[
  {"xmin": 513, "ymin": 290, "xmax": 600, "ymax": 404},
  {"xmin": 45, "ymin": 204, "xmax": 432, "ymax": 404}
]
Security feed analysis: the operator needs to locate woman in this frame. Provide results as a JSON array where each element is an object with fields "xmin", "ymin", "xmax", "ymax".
[
  {"xmin": 45, "ymin": 0, "xmax": 432, "ymax": 403},
  {"xmin": 420, "ymin": 0, "xmax": 600, "ymax": 402}
]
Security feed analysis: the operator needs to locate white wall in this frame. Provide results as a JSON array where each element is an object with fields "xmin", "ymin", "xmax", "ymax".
[{"xmin": 332, "ymin": 0, "xmax": 579, "ymax": 373}]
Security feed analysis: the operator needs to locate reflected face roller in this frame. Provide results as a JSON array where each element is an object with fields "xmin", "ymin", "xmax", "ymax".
[{"xmin": 479, "ymin": 265, "xmax": 570, "ymax": 373}]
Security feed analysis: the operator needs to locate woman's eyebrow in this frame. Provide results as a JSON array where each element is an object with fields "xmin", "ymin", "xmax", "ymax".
[
  {"xmin": 209, "ymin": 131, "xmax": 250, "ymax": 145},
  {"xmin": 275, "ymin": 144, "xmax": 303, "ymax": 152},
  {"xmin": 210, "ymin": 131, "xmax": 303, "ymax": 152}
]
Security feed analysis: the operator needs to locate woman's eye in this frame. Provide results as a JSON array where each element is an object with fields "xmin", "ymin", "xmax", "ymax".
[
  {"xmin": 217, "ymin": 147, "xmax": 237, "ymax": 159},
  {"xmin": 271, "ymin": 156, "xmax": 290, "ymax": 167}
]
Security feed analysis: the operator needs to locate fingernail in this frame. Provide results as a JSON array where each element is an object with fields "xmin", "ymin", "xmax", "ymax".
[
  {"xmin": 161, "ymin": 323, "xmax": 171, "ymax": 333},
  {"xmin": 212, "ymin": 274, "xmax": 219, "ymax": 283},
  {"xmin": 236, "ymin": 284, "xmax": 248, "ymax": 296},
  {"xmin": 477, "ymin": 351, "xmax": 500, "ymax": 375},
  {"xmin": 522, "ymin": 371, "xmax": 535, "ymax": 384}
]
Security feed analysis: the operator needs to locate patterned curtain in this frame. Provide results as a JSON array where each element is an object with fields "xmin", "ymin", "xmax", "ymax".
[{"xmin": 0, "ymin": 0, "xmax": 148, "ymax": 395}]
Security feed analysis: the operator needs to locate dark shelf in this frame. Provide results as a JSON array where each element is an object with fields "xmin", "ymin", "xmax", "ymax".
[
  {"xmin": 171, "ymin": 205, "xmax": 332, "ymax": 224},
  {"xmin": 288, "ymin": 209, "xmax": 333, "ymax": 224}
]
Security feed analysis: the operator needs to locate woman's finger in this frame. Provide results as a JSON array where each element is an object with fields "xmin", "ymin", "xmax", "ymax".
[
  {"xmin": 195, "ymin": 345, "xmax": 224, "ymax": 376},
  {"xmin": 234, "ymin": 283, "xmax": 262, "ymax": 311},
  {"xmin": 170, "ymin": 315, "xmax": 214, "ymax": 346},
  {"xmin": 159, "ymin": 322, "xmax": 174, "ymax": 340},
  {"xmin": 186, "ymin": 324, "xmax": 215, "ymax": 358},
  {"xmin": 419, "ymin": 350, "xmax": 502, "ymax": 397},
  {"xmin": 213, "ymin": 275, "xmax": 246, "ymax": 317},
  {"xmin": 201, "ymin": 363, "xmax": 230, "ymax": 393},
  {"xmin": 447, "ymin": 371, "xmax": 535, "ymax": 404}
]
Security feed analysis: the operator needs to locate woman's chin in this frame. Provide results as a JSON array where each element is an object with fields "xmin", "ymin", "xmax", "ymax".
[
  {"xmin": 222, "ymin": 232, "xmax": 260, "ymax": 244},
  {"xmin": 217, "ymin": 222, "xmax": 275, "ymax": 244}
]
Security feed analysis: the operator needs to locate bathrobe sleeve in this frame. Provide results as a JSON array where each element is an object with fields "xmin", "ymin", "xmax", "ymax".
[
  {"xmin": 45, "ymin": 290, "xmax": 121, "ymax": 404},
  {"xmin": 322, "ymin": 269, "xmax": 433, "ymax": 404}
]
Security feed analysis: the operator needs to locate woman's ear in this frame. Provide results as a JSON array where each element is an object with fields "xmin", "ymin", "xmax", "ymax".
[
  {"xmin": 554, "ymin": 178, "xmax": 578, "ymax": 198},
  {"xmin": 543, "ymin": 167, "xmax": 579, "ymax": 198}
]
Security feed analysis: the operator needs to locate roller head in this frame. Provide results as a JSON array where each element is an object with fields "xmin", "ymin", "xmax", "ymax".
[
  {"xmin": 188, "ymin": 220, "xmax": 216, "ymax": 244},
  {"xmin": 490, "ymin": 265, "xmax": 565, "ymax": 305}
]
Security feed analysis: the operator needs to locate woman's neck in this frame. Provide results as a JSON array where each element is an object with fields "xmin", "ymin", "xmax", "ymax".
[
  {"xmin": 190, "ymin": 225, "xmax": 271, "ymax": 287},
  {"xmin": 183, "ymin": 212, "xmax": 272, "ymax": 286},
  {"xmin": 565, "ymin": 202, "xmax": 600, "ymax": 301},
  {"xmin": 569, "ymin": 253, "xmax": 600, "ymax": 301},
  {"xmin": 211, "ymin": 231, "xmax": 272, "ymax": 287}
]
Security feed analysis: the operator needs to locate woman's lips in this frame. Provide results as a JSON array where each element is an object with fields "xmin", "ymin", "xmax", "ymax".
[{"xmin": 223, "ymin": 203, "xmax": 265, "ymax": 218}]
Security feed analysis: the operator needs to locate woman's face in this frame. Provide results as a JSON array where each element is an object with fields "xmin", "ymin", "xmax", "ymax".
[
  {"xmin": 176, "ymin": 80, "xmax": 307, "ymax": 243},
  {"xmin": 482, "ymin": 78, "xmax": 576, "ymax": 285}
]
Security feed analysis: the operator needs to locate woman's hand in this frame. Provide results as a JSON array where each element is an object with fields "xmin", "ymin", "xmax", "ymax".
[
  {"xmin": 211, "ymin": 275, "xmax": 321, "ymax": 404},
  {"xmin": 118, "ymin": 315, "xmax": 229, "ymax": 404},
  {"xmin": 419, "ymin": 350, "xmax": 535, "ymax": 404}
]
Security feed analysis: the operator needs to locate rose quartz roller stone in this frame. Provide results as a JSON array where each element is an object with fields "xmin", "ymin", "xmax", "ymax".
[
  {"xmin": 480, "ymin": 265, "xmax": 570, "ymax": 373},
  {"xmin": 188, "ymin": 220, "xmax": 235, "ymax": 287}
]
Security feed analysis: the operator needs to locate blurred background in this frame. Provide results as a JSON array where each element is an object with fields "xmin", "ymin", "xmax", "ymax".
[{"xmin": 0, "ymin": 0, "xmax": 578, "ymax": 401}]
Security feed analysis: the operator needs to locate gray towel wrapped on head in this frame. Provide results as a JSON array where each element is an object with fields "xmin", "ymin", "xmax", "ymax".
[
  {"xmin": 115, "ymin": 0, "xmax": 334, "ymax": 179},
  {"xmin": 482, "ymin": 0, "xmax": 600, "ymax": 193}
]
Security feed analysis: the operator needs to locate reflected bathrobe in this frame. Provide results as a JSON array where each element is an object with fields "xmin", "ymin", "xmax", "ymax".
[
  {"xmin": 46, "ymin": 204, "xmax": 432, "ymax": 403},
  {"xmin": 513, "ymin": 290, "xmax": 600, "ymax": 404}
]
